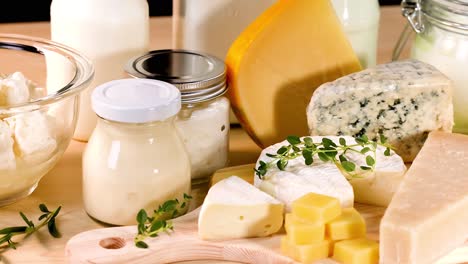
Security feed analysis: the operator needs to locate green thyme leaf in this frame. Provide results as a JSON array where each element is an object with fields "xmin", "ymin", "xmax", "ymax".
[
  {"xmin": 380, "ymin": 134, "xmax": 387, "ymax": 144},
  {"xmin": 135, "ymin": 241, "xmax": 149, "ymax": 249},
  {"xmin": 341, "ymin": 161, "xmax": 356, "ymax": 172},
  {"xmin": 303, "ymin": 137, "xmax": 313, "ymax": 147},
  {"xmin": 384, "ymin": 148, "xmax": 391, "ymax": 156},
  {"xmin": 366, "ymin": 155, "xmax": 375, "ymax": 166},
  {"xmin": 360, "ymin": 166, "xmax": 372, "ymax": 170},
  {"xmin": 287, "ymin": 136, "xmax": 301, "ymax": 145},
  {"xmin": 277, "ymin": 146, "xmax": 288, "ymax": 155},
  {"xmin": 0, "ymin": 204, "xmax": 61, "ymax": 250},
  {"xmin": 360, "ymin": 147, "xmax": 371, "ymax": 154},
  {"xmin": 318, "ymin": 152, "xmax": 329, "ymax": 162},
  {"xmin": 277, "ymin": 159, "xmax": 288, "ymax": 170},
  {"xmin": 136, "ymin": 210, "xmax": 148, "ymax": 224},
  {"xmin": 339, "ymin": 137, "xmax": 346, "ymax": 146}
]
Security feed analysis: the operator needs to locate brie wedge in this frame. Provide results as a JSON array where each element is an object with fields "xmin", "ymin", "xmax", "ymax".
[{"xmin": 198, "ymin": 176, "xmax": 284, "ymax": 240}]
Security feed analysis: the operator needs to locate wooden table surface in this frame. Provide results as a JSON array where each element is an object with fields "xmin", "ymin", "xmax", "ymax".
[{"xmin": 0, "ymin": 6, "xmax": 412, "ymax": 264}]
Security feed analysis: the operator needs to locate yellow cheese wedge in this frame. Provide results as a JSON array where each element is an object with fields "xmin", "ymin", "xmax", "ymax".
[
  {"xmin": 210, "ymin": 164, "xmax": 255, "ymax": 186},
  {"xmin": 326, "ymin": 208, "xmax": 366, "ymax": 241},
  {"xmin": 281, "ymin": 236, "xmax": 330, "ymax": 263},
  {"xmin": 333, "ymin": 238, "xmax": 379, "ymax": 264},
  {"xmin": 226, "ymin": 0, "xmax": 361, "ymax": 148},
  {"xmin": 291, "ymin": 193, "xmax": 341, "ymax": 223},
  {"xmin": 284, "ymin": 213, "xmax": 325, "ymax": 244}
]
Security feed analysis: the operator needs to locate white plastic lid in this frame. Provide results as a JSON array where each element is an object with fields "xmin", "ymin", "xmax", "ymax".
[{"xmin": 92, "ymin": 79, "xmax": 181, "ymax": 123}]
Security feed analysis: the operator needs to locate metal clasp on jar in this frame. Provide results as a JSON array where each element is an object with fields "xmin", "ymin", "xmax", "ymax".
[{"xmin": 393, "ymin": 0, "xmax": 424, "ymax": 60}]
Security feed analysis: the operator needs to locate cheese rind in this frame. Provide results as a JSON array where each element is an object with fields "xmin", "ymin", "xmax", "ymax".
[
  {"xmin": 255, "ymin": 136, "xmax": 406, "ymax": 208},
  {"xmin": 198, "ymin": 176, "xmax": 284, "ymax": 240},
  {"xmin": 226, "ymin": 0, "xmax": 361, "ymax": 148},
  {"xmin": 380, "ymin": 132, "xmax": 468, "ymax": 264},
  {"xmin": 307, "ymin": 60, "xmax": 453, "ymax": 162}
]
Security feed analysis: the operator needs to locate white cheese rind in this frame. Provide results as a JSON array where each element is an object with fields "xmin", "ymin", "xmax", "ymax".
[
  {"xmin": 255, "ymin": 136, "xmax": 406, "ymax": 208},
  {"xmin": 380, "ymin": 132, "xmax": 468, "ymax": 264},
  {"xmin": 307, "ymin": 59, "xmax": 453, "ymax": 162},
  {"xmin": 198, "ymin": 176, "xmax": 284, "ymax": 240}
]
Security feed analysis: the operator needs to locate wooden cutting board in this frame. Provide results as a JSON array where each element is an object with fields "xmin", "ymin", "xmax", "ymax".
[{"xmin": 65, "ymin": 204, "xmax": 468, "ymax": 264}]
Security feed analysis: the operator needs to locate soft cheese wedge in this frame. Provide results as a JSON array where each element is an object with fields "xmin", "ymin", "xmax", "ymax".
[
  {"xmin": 198, "ymin": 176, "xmax": 284, "ymax": 240},
  {"xmin": 226, "ymin": 0, "xmax": 361, "ymax": 148},
  {"xmin": 380, "ymin": 132, "xmax": 468, "ymax": 264},
  {"xmin": 255, "ymin": 136, "xmax": 406, "ymax": 208},
  {"xmin": 307, "ymin": 60, "xmax": 453, "ymax": 162}
]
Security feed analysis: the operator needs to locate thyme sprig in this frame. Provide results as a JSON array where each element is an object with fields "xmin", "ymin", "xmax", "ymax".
[
  {"xmin": 255, "ymin": 135, "xmax": 393, "ymax": 180},
  {"xmin": 0, "ymin": 204, "xmax": 61, "ymax": 250},
  {"xmin": 134, "ymin": 193, "xmax": 192, "ymax": 249}
]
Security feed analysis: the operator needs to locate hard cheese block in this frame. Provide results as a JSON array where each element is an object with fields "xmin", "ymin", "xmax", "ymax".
[
  {"xmin": 333, "ymin": 238, "xmax": 379, "ymax": 264},
  {"xmin": 226, "ymin": 0, "xmax": 361, "ymax": 148},
  {"xmin": 380, "ymin": 131, "xmax": 468, "ymax": 263},
  {"xmin": 210, "ymin": 164, "xmax": 255, "ymax": 186},
  {"xmin": 326, "ymin": 208, "xmax": 366, "ymax": 241},
  {"xmin": 254, "ymin": 136, "xmax": 406, "ymax": 208},
  {"xmin": 291, "ymin": 193, "xmax": 341, "ymax": 223},
  {"xmin": 285, "ymin": 213, "xmax": 325, "ymax": 244},
  {"xmin": 281, "ymin": 236, "xmax": 330, "ymax": 264},
  {"xmin": 307, "ymin": 60, "xmax": 453, "ymax": 162},
  {"xmin": 198, "ymin": 176, "xmax": 284, "ymax": 240}
]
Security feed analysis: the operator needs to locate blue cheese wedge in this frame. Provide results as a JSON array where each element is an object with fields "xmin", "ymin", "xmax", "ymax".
[
  {"xmin": 254, "ymin": 136, "xmax": 406, "ymax": 208},
  {"xmin": 198, "ymin": 176, "xmax": 284, "ymax": 240},
  {"xmin": 307, "ymin": 60, "xmax": 453, "ymax": 162}
]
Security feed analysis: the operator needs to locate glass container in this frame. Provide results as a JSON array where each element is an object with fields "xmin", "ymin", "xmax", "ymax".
[
  {"xmin": 82, "ymin": 79, "xmax": 191, "ymax": 226},
  {"xmin": 126, "ymin": 50, "xmax": 230, "ymax": 185}
]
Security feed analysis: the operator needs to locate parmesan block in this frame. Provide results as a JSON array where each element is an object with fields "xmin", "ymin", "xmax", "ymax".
[
  {"xmin": 307, "ymin": 60, "xmax": 453, "ymax": 162},
  {"xmin": 198, "ymin": 176, "xmax": 284, "ymax": 240},
  {"xmin": 380, "ymin": 132, "xmax": 468, "ymax": 264},
  {"xmin": 226, "ymin": 0, "xmax": 361, "ymax": 148},
  {"xmin": 255, "ymin": 136, "xmax": 406, "ymax": 209}
]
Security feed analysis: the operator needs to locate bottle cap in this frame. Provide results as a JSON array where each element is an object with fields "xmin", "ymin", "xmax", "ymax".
[{"xmin": 92, "ymin": 78, "xmax": 181, "ymax": 123}]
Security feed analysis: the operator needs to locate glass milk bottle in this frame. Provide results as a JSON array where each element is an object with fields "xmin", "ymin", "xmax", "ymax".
[
  {"xmin": 331, "ymin": 0, "xmax": 381, "ymax": 68},
  {"xmin": 395, "ymin": 0, "xmax": 468, "ymax": 134},
  {"xmin": 173, "ymin": 0, "xmax": 276, "ymax": 124},
  {"xmin": 49, "ymin": 0, "xmax": 149, "ymax": 141},
  {"xmin": 82, "ymin": 79, "xmax": 191, "ymax": 226}
]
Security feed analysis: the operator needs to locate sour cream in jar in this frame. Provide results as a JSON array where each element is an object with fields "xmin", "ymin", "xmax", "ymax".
[
  {"xmin": 126, "ymin": 50, "xmax": 230, "ymax": 184},
  {"xmin": 82, "ymin": 79, "xmax": 191, "ymax": 226}
]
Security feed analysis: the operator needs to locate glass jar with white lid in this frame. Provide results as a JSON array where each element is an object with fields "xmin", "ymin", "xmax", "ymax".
[
  {"xmin": 82, "ymin": 78, "xmax": 191, "ymax": 226},
  {"xmin": 394, "ymin": 0, "xmax": 468, "ymax": 134},
  {"xmin": 126, "ymin": 50, "xmax": 230, "ymax": 185}
]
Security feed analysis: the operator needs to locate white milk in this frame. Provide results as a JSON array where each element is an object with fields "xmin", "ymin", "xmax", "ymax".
[
  {"xmin": 331, "ymin": 0, "xmax": 381, "ymax": 68},
  {"xmin": 50, "ymin": 0, "xmax": 149, "ymax": 141}
]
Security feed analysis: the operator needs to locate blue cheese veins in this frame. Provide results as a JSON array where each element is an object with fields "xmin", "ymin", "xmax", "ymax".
[{"xmin": 307, "ymin": 60, "xmax": 453, "ymax": 162}]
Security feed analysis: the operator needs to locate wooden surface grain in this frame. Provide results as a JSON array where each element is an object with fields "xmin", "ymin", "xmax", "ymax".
[{"xmin": 0, "ymin": 6, "xmax": 414, "ymax": 264}]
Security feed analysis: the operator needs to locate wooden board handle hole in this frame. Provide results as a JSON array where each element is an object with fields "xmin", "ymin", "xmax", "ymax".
[{"xmin": 99, "ymin": 237, "xmax": 126, "ymax": 250}]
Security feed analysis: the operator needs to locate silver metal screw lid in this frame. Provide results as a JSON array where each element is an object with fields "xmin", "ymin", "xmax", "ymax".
[{"xmin": 125, "ymin": 49, "xmax": 227, "ymax": 104}]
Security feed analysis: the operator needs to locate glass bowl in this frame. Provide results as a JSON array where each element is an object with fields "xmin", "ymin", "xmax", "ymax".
[{"xmin": 0, "ymin": 34, "xmax": 94, "ymax": 206}]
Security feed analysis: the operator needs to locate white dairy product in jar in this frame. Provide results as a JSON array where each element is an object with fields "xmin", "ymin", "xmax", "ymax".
[
  {"xmin": 83, "ymin": 79, "xmax": 191, "ymax": 225},
  {"xmin": 50, "ymin": 0, "xmax": 149, "ymax": 141},
  {"xmin": 331, "ymin": 0, "xmax": 380, "ymax": 68},
  {"xmin": 176, "ymin": 97, "xmax": 230, "ymax": 180},
  {"xmin": 126, "ymin": 50, "xmax": 230, "ymax": 183}
]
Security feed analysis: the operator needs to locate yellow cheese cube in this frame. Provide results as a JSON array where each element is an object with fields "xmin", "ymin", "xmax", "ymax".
[
  {"xmin": 333, "ymin": 238, "xmax": 379, "ymax": 264},
  {"xmin": 292, "ymin": 193, "xmax": 341, "ymax": 223},
  {"xmin": 281, "ymin": 236, "xmax": 330, "ymax": 263},
  {"xmin": 326, "ymin": 208, "xmax": 366, "ymax": 240},
  {"xmin": 284, "ymin": 213, "xmax": 325, "ymax": 244}
]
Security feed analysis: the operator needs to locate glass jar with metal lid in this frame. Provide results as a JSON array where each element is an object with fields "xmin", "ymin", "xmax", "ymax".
[
  {"xmin": 126, "ymin": 50, "xmax": 229, "ymax": 184},
  {"xmin": 394, "ymin": 0, "xmax": 468, "ymax": 134}
]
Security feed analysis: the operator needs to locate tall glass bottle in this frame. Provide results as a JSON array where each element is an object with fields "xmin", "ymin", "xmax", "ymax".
[{"xmin": 50, "ymin": 0, "xmax": 150, "ymax": 141}]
